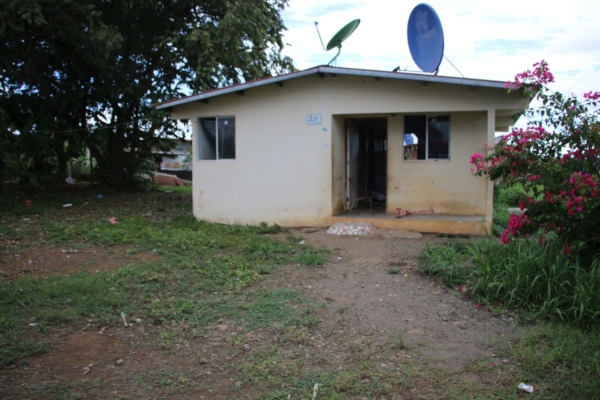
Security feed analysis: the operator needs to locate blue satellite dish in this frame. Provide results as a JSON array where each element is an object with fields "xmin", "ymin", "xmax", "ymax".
[{"xmin": 407, "ymin": 3, "xmax": 444, "ymax": 74}]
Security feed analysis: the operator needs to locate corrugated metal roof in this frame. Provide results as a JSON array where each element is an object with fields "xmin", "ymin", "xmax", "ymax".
[{"xmin": 155, "ymin": 65, "xmax": 509, "ymax": 110}]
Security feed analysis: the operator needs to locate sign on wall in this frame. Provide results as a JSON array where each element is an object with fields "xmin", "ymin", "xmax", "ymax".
[{"xmin": 306, "ymin": 114, "xmax": 322, "ymax": 125}]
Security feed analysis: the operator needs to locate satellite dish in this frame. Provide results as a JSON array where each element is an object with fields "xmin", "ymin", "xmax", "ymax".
[
  {"xmin": 407, "ymin": 4, "xmax": 444, "ymax": 74},
  {"xmin": 315, "ymin": 19, "xmax": 360, "ymax": 66}
]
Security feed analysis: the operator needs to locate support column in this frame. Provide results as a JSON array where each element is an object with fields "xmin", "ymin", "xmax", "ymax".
[{"xmin": 485, "ymin": 109, "xmax": 496, "ymax": 233}]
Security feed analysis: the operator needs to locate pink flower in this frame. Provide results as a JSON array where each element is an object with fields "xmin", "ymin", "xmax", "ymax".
[
  {"xmin": 501, "ymin": 229, "xmax": 510, "ymax": 244},
  {"xmin": 470, "ymin": 152, "xmax": 484, "ymax": 165},
  {"xmin": 108, "ymin": 217, "xmax": 118, "ymax": 224},
  {"xmin": 476, "ymin": 303, "xmax": 482, "ymax": 308},
  {"xmin": 583, "ymin": 91, "xmax": 600, "ymax": 100},
  {"xmin": 507, "ymin": 214, "xmax": 530, "ymax": 235}
]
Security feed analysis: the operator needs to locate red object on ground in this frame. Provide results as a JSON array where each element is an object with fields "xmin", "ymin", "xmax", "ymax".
[
  {"xmin": 25, "ymin": 200, "xmax": 32, "ymax": 207},
  {"xmin": 395, "ymin": 205, "xmax": 435, "ymax": 218}
]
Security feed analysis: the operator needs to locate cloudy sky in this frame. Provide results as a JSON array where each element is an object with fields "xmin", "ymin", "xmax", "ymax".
[{"xmin": 280, "ymin": 0, "xmax": 600, "ymax": 97}]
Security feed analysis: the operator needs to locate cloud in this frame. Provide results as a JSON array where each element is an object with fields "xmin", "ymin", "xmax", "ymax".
[
  {"xmin": 474, "ymin": 39, "xmax": 545, "ymax": 56},
  {"xmin": 280, "ymin": 0, "xmax": 600, "ymax": 96},
  {"xmin": 306, "ymin": 2, "xmax": 363, "ymax": 18}
]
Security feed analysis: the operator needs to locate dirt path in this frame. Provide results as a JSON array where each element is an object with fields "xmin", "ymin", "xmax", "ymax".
[{"xmin": 290, "ymin": 227, "xmax": 519, "ymax": 369}]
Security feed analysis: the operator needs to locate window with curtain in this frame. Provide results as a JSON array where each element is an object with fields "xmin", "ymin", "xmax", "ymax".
[{"xmin": 197, "ymin": 116, "xmax": 236, "ymax": 160}]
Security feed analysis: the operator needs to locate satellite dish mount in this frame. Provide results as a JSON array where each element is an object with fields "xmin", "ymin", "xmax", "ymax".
[{"xmin": 315, "ymin": 19, "xmax": 360, "ymax": 66}]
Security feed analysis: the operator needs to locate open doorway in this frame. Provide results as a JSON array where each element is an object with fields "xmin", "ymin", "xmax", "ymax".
[{"xmin": 346, "ymin": 118, "xmax": 387, "ymax": 213}]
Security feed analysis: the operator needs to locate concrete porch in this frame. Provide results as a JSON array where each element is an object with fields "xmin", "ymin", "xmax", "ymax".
[{"xmin": 332, "ymin": 205, "xmax": 487, "ymax": 236}]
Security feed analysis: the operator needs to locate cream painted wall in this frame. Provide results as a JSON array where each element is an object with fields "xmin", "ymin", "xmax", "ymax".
[
  {"xmin": 386, "ymin": 112, "xmax": 489, "ymax": 215},
  {"xmin": 176, "ymin": 79, "xmax": 336, "ymax": 227},
  {"xmin": 169, "ymin": 74, "xmax": 524, "ymax": 228}
]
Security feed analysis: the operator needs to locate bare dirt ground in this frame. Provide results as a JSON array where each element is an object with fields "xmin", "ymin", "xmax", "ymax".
[
  {"xmin": 0, "ymin": 224, "xmax": 520, "ymax": 399},
  {"xmin": 285, "ymin": 228, "xmax": 519, "ymax": 369}
]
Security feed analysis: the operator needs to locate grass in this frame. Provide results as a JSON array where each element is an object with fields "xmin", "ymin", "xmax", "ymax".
[
  {"xmin": 0, "ymin": 189, "xmax": 319, "ymax": 369},
  {"xmin": 157, "ymin": 185, "xmax": 192, "ymax": 194},
  {"xmin": 420, "ymin": 240, "xmax": 471, "ymax": 286},
  {"xmin": 2, "ymin": 187, "xmax": 600, "ymax": 399},
  {"xmin": 418, "ymin": 236, "xmax": 600, "ymax": 398},
  {"xmin": 420, "ymin": 237, "xmax": 600, "ymax": 327},
  {"xmin": 295, "ymin": 246, "xmax": 330, "ymax": 266},
  {"xmin": 469, "ymin": 238, "xmax": 600, "ymax": 326},
  {"xmin": 510, "ymin": 323, "xmax": 600, "ymax": 398}
]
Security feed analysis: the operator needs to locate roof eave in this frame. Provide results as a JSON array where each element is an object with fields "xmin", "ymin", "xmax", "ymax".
[{"xmin": 155, "ymin": 66, "xmax": 510, "ymax": 110}]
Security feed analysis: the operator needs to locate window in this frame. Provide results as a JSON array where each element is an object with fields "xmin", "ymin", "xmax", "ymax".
[
  {"xmin": 403, "ymin": 115, "xmax": 450, "ymax": 160},
  {"xmin": 197, "ymin": 116, "xmax": 235, "ymax": 160}
]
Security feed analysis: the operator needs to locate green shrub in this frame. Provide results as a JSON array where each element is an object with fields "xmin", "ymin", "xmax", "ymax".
[
  {"xmin": 492, "ymin": 204, "xmax": 509, "ymax": 236},
  {"xmin": 295, "ymin": 247, "xmax": 330, "ymax": 266},
  {"xmin": 420, "ymin": 237, "xmax": 600, "ymax": 327},
  {"xmin": 469, "ymin": 237, "xmax": 600, "ymax": 326},
  {"xmin": 419, "ymin": 241, "xmax": 471, "ymax": 286},
  {"xmin": 472, "ymin": 61, "xmax": 600, "ymax": 261},
  {"xmin": 494, "ymin": 182, "xmax": 527, "ymax": 207}
]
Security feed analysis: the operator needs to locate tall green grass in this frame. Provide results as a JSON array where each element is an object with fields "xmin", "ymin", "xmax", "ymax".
[
  {"xmin": 419, "ymin": 241, "xmax": 471, "ymax": 286},
  {"xmin": 420, "ymin": 238, "xmax": 600, "ymax": 327},
  {"xmin": 469, "ymin": 238, "xmax": 600, "ymax": 326}
]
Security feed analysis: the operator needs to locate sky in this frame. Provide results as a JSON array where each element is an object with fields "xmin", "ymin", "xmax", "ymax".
[{"xmin": 280, "ymin": 0, "xmax": 600, "ymax": 98}]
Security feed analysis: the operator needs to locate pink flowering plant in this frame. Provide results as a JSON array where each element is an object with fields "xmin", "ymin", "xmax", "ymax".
[{"xmin": 471, "ymin": 61, "xmax": 600, "ymax": 260}]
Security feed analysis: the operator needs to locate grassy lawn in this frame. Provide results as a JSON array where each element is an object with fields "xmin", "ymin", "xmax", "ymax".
[
  {"xmin": 1, "ymin": 187, "xmax": 598, "ymax": 399},
  {"xmin": 420, "ymin": 239, "xmax": 600, "ymax": 399}
]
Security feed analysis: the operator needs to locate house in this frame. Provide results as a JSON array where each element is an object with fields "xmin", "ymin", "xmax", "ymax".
[
  {"xmin": 152, "ymin": 139, "xmax": 192, "ymax": 181},
  {"xmin": 155, "ymin": 66, "xmax": 529, "ymax": 235},
  {"xmin": 153, "ymin": 139, "xmax": 192, "ymax": 172}
]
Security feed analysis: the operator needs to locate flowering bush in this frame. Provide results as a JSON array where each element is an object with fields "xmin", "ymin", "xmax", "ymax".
[{"xmin": 471, "ymin": 61, "xmax": 600, "ymax": 261}]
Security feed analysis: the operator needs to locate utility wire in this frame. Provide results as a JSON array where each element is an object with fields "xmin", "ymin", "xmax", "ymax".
[{"xmin": 8, "ymin": 117, "xmax": 171, "ymax": 135}]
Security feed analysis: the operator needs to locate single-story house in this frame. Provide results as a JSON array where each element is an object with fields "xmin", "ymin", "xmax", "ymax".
[
  {"xmin": 153, "ymin": 139, "xmax": 192, "ymax": 173},
  {"xmin": 155, "ymin": 66, "xmax": 529, "ymax": 235},
  {"xmin": 152, "ymin": 138, "xmax": 192, "ymax": 181}
]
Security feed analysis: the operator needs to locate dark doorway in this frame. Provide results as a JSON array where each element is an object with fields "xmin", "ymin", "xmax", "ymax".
[{"xmin": 346, "ymin": 118, "xmax": 387, "ymax": 212}]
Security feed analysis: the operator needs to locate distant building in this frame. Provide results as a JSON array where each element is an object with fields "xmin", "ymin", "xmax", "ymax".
[{"xmin": 153, "ymin": 139, "xmax": 192, "ymax": 181}]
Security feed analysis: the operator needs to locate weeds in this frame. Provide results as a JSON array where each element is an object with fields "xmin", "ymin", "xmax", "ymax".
[
  {"xmin": 469, "ymin": 238, "xmax": 600, "ymax": 327},
  {"xmin": 0, "ymin": 189, "xmax": 320, "ymax": 371},
  {"xmin": 420, "ymin": 237, "xmax": 600, "ymax": 327},
  {"xmin": 510, "ymin": 323, "xmax": 600, "ymax": 398},
  {"xmin": 295, "ymin": 247, "xmax": 330, "ymax": 266},
  {"xmin": 2, "ymin": 188, "xmax": 599, "ymax": 399},
  {"xmin": 388, "ymin": 333, "xmax": 407, "ymax": 351},
  {"xmin": 419, "ymin": 241, "xmax": 471, "ymax": 286}
]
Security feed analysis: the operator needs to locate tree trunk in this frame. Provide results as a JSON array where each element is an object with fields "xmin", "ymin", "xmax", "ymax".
[{"xmin": 108, "ymin": 125, "xmax": 130, "ymax": 191}]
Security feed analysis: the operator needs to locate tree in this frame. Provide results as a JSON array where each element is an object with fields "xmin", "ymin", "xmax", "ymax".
[
  {"xmin": 471, "ymin": 61, "xmax": 600, "ymax": 261},
  {"xmin": 0, "ymin": 0, "xmax": 294, "ymax": 190}
]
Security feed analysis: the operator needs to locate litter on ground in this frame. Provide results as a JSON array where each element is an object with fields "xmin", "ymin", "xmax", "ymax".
[{"xmin": 327, "ymin": 222, "xmax": 374, "ymax": 236}]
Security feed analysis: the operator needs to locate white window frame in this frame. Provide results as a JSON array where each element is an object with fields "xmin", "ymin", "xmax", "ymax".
[{"xmin": 197, "ymin": 116, "xmax": 236, "ymax": 161}]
